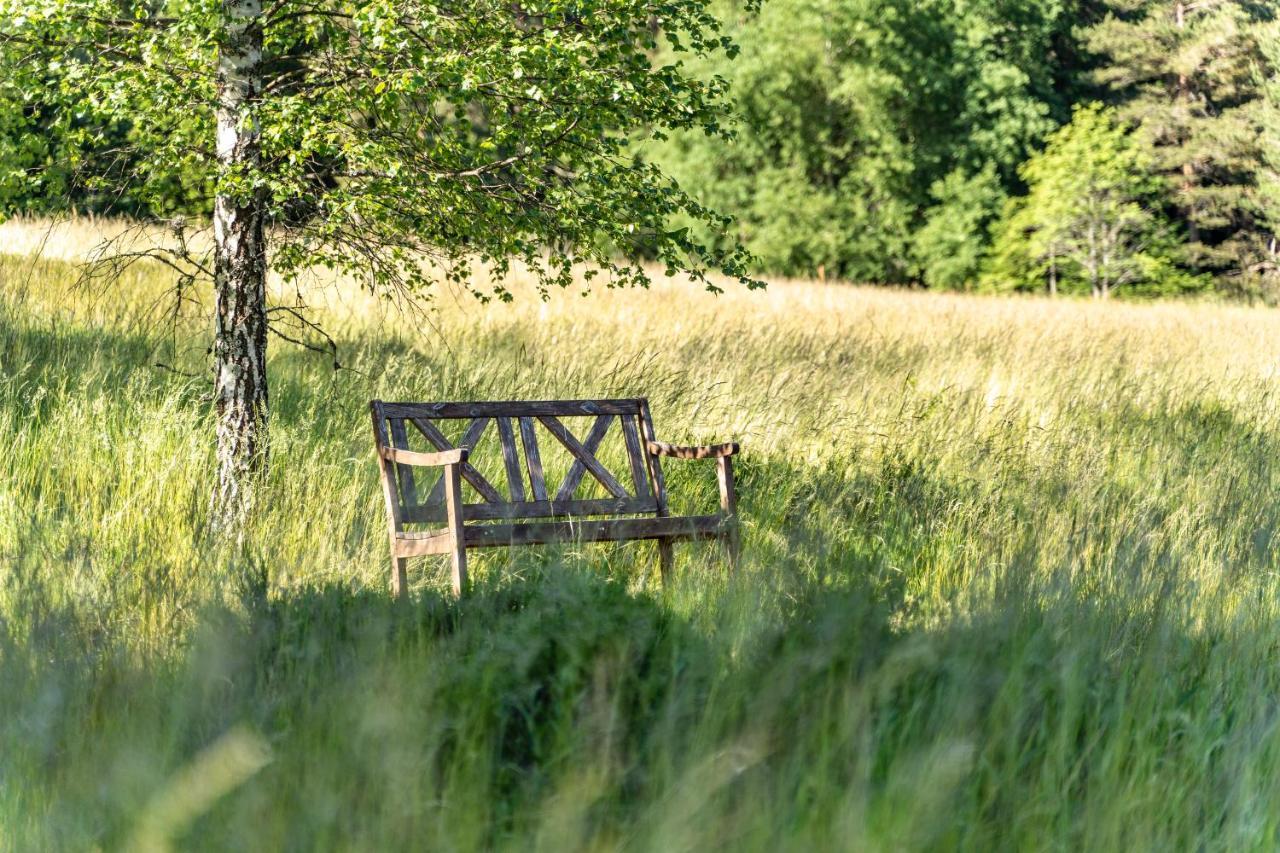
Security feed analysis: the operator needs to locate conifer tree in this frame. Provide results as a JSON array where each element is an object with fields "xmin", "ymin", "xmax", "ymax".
[
  {"xmin": 1084, "ymin": 1, "xmax": 1277, "ymax": 285},
  {"xmin": 1255, "ymin": 34, "xmax": 1280, "ymax": 286}
]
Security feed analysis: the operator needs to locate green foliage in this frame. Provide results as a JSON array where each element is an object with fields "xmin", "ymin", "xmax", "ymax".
[
  {"xmin": 643, "ymin": 0, "xmax": 1278, "ymax": 295},
  {"xmin": 1, "ymin": 0, "xmax": 761, "ymax": 296},
  {"xmin": 914, "ymin": 166, "xmax": 1005, "ymax": 290},
  {"xmin": 648, "ymin": 0, "xmax": 1069, "ymax": 283},
  {"xmin": 1083, "ymin": 1, "xmax": 1278, "ymax": 285},
  {"xmin": 0, "ymin": 18, "xmax": 211, "ymax": 217},
  {"xmin": 1250, "ymin": 32, "xmax": 1280, "ymax": 295},
  {"xmin": 4, "ymin": 0, "xmax": 1278, "ymax": 298},
  {"xmin": 0, "ymin": 46, "xmax": 64, "ymax": 214},
  {"xmin": 983, "ymin": 104, "xmax": 1204, "ymax": 297}
]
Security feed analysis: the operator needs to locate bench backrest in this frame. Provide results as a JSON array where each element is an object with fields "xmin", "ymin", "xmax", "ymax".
[{"xmin": 370, "ymin": 399, "xmax": 668, "ymax": 528}]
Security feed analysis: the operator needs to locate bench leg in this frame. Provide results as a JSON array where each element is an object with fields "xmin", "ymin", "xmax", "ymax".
[
  {"xmin": 717, "ymin": 455, "xmax": 741, "ymax": 571},
  {"xmin": 658, "ymin": 537, "xmax": 674, "ymax": 588},
  {"xmin": 392, "ymin": 556, "xmax": 408, "ymax": 599},
  {"xmin": 722, "ymin": 525, "xmax": 741, "ymax": 572},
  {"xmin": 444, "ymin": 461, "xmax": 468, "ymax": 596},
  {"xmin": 448, "ymin": 538, "xmax": 468, "ymax": 597}
]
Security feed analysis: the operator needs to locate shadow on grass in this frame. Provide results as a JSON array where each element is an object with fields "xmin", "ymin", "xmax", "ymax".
[
  {"xmin": 0, "ymin": 313, "xmax": 181, "ymax": 415},
  {"xmin": 0, "ymin": 564, "xmax": 722, "ymax": 849},
  {"xmin": 6, "ymin": 539, "xmax": 1277, "ymax": 850}
]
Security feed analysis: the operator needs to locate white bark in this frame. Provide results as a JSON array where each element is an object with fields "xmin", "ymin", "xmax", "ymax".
[{"xmin": 211, "ymin": 0, "xmax": 268, "ymax": 532}]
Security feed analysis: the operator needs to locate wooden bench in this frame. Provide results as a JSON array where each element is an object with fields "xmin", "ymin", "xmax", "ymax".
[{"xmin": 370, "ymin": 398, "xmax": 741, "ymax": 596}]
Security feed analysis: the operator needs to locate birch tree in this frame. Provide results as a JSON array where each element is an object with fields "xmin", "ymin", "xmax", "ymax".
[
  {"xmin": 1, "ymin": 0, "xmax": 759, "ymax": 529},
  {"xmin": 984, "ymin": 104, "xmax": 1202, "ymax": 297}
]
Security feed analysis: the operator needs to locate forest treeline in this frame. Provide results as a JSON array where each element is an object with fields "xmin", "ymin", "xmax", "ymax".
[
  {"xmin": 651, "ymin": 0, "xmax": 1279, "ymax": 298},
  {"xmin": 3, "ymin": 0, "xmax": 1277, "ymax": 299}
]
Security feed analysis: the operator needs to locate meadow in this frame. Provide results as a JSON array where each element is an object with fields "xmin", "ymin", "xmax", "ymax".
[{"xmin": 4, "ymin": 218, "xmax": 1280, "ymax": 850}]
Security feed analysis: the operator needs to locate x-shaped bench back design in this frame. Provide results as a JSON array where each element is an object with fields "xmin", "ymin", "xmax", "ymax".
[{"xmin": 372, "ymin": 399, "xmax": 666, "ymax": 525}]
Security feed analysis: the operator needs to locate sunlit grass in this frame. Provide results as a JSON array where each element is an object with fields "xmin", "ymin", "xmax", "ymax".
[{"xmin": 4, "ymin": 217, "xmax": 1280, "ymax": 849}]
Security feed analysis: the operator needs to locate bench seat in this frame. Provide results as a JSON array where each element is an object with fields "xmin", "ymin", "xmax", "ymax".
[{"xmin": 393, "ymin": 515, "xmax": 729, "ymax": 558}]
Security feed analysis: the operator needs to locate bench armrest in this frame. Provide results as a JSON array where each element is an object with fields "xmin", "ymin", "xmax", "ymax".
[
  {"xmin": 380, "ymin": 446, "xmax": 469, "ymax": 467},
  {"xmin": 646, "ymin": 440, "xmax": 739, "ymax": 460}
]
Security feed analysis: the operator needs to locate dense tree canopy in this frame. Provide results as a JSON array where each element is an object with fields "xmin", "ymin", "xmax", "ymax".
[
  {"xmin": 645, "ymin": 0, "xmax": 1277, "ymax": 296},
  {"xmin": 2, "ymin": 0, "xmax": 1278, "ymax": 299},
  {"xmin": 648, "ymin": 0, "xmax": 1073, "ymax": 284}
]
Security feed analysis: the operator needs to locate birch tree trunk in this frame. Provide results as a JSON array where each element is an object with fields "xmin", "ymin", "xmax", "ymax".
[
  {"xmin": 1100, "ymin": 227, "xmax": 1112, "ymax": 299},
  {"xmin": 211, "ymin": 0, "xmax": 268, "ymax": 533},
  {"xmin": 1086, "ymin": 220, "xmax": 1101, "ymax": 298}
]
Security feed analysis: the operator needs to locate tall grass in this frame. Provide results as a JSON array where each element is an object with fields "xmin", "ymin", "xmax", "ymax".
[{"xmin": 4, "ymin": 219, "xmax": 1280, "ymax": 849}]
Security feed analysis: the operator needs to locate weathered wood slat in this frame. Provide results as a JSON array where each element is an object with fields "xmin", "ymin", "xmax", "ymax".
[
  {"xmin": 443, "ymin": 457, "xmax": 468, "ymax": 594},
  {"xmin": 518, "ymin": 416, "xmax": 549, "ymax": 501},
  {"xmin": 619, "ymin": 415, "xmax": 651, "ymax": 501},
  {"xmin": 393, "ymin": 516, "xmax": 723, "ymax": 558},
  {"xmin": 638, "ymin": 400, "xmax": 669, "ymax": 514},
  {"xmin": 554, "ymin": 414, "xmax": 616, "ymax": 502},
  {"xmin": 401, "ymin": 496, "xmax": 659, "ymax": 524},
  {"xmin": 647, "ymin": 441, "xmax": 740, "ymax": 460},
  {"xmin": 718, "ymin": 455, "xmax": 741, "ymax": 569},
  {"xmin": 407, "ymin": 414, "xmax": 450, "ymax": 506},
  {"xmin": 538, "ymin": 415, "xmax": 630, "ymax": 499},
  {"xmin": 380, "ymin": 446, "xmax": 467, "ymax": 467},
  {"xmin": 373, "ymin": 402, "xmax": 409, "ymax": 595},
  {"xmin": 464, "ymin": 515, "xmax": 725, "ymax": 549},
  {"xmin": 496, "ymin": 417, "xmax": 526, "ymax": 502},
  {"xmin": 406, "ymin": 415, "xmax": 460, "ymax": 452},
  {"xmin": 392, "ymin": 530, "xmax": 454, "ymax": 557},
  {"xmin": 370, "ymin": 401, "xmax": 389, "ymax": 445},
  {"xmin": 381, "ymin": 399, "xmax": 643, "ymax": 419},
  {"xmin": 388, "ymin": 418, "xmax": 418, "ymax": 507},
  {"xmin": 370, "ymin": 402, "xmax": 404, "ymax": 534},
  {"xmin": 638, "ymin": 399, "xmax": 675, "ymax": 586},
  {"xmin": 408, "ymin": 416, "xmax": 505, "ymax": 503},
  {"xmin": 457, "ymin": 416, "xmax": 492, "ymax": 457}
]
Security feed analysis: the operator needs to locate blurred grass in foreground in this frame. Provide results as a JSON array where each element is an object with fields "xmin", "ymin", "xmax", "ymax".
[{"xmin": 4, "ymin": 218, "xmax": 1280, "ymax": 849}]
